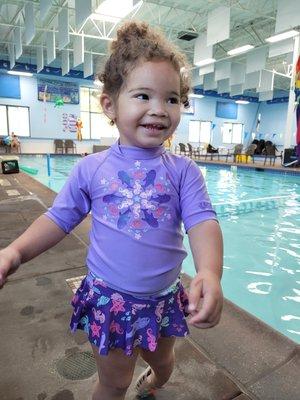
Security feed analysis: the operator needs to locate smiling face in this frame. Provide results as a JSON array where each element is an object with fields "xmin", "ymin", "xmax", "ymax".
[{"xmin": 101, "ymin": 60, "xmax": 181, "ymax": 148}]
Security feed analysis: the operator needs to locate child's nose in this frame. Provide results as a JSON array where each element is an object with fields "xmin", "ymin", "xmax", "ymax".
[{"xmin": 148, "ymin": 101, "xmax": 168, "ymax": 117}]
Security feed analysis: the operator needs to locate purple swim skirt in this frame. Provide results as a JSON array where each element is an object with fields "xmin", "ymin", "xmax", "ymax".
[{"xmin": 70, "ymin": 273, "xmax": 190, "ymax": 356}]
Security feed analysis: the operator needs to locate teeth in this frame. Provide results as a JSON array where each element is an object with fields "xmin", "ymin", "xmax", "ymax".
[{"xmin": 144, "ymin": 124, "xmax": 164, "ymax": 129}]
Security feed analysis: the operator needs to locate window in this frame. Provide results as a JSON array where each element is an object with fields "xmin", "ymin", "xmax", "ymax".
[
  {"xmin": 222, "ymin": 122, "xmax": 243, "ymax": 144},
  {"xmin": 91, "ymin": 113, "xmax": 118, "ymax": 139},
  {"xmin": 79, "ymin": 86, "xmax": 117, "ymax": 140},
  {"xmin": 0, "ymin": 105, "xmax": 8, "ymax": 136},
  {"xmin": 188, "ymin": 120, "xmax": 211, "ymax": 143},
  {"xmin": 80, "ymin": 87, "xmax": 90, "ymax": 112},
  {"xmin": 0, "ymin": 105, "xmax": 30, "ymax": 137}
]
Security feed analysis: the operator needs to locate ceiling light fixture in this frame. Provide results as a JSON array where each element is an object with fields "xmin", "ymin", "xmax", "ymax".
[
  {"xmin": 227, "ymin": 45, "xmax": 254, "ymax": 56},
  {"xmin": 189, "ymin": 94, "xmax": 204, "ymax": 99},
  {"xmin": 265, "ymin": 30, "xmax": 299, "ymax": 43},
  {"xmin": 7, "ymin": 70, "xmax": 33, "ymax": 77},
  {"xmin": 93, "ymin": 79, "xmax": 103, "ymax": 87},
  {"xmin": 235, "ymin": 100, "xmax": 249, "ymax": 104},
  {"xmin": 91, "ymin": 0, "xmax": 143, "ymax": 23},
  {"xmin": 194, "ymin": 58, "xmax": 216, "ymax": 67}
]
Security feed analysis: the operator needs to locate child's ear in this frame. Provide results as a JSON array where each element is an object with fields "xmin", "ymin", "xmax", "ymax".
[{"xmin": 100, "ymin": 93, "xmax": 116, "ymax": 122}]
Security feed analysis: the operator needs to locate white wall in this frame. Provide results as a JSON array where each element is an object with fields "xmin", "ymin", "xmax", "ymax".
[
  {"xmin": 174, "ymin": 96, "xmax": 295, "ymax": 150},
  {"xmin": 1, "ymin": 71, "xmax": 295, "ymax": 153},
  {"xmin": 176, "ymin": 96, "xmax": 259, "ymax": 149},
  {"xmin": 0, "ymin": 72, "xmax": 115, "ymax": 153}
]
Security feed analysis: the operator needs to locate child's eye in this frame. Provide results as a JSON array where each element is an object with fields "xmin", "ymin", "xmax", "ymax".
[
  {"xmin": 168, "ymin": 97, "xmax": 179, "ymax": 104},
  {"xmin": 136, "ymin": 93, "xmax": 149, "ymax": 100}
]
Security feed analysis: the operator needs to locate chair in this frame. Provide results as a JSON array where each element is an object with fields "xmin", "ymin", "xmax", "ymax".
[
  {"xmin": 205, "ymin": 143, "xmax": 219, "ymax": 160},
  {"xmin": 54, "ymin": 139, "xmax": 64, "ymax": 154},
  {"xmin": 186, "ymin": 143, "xmax": 200, "ymax": 159},
  {"xmin": 244, "ymin": 143, "xmax": 257, "ymax": 163},
  {"xmin": 64, "ymin": 139, "xmax": 77, "ymax": 154},
  {"xmin": 226, "ymin": 144, "xmax": 243, "ymax": 163},
  {"xmin": 264, "ymin": 144, "xmax": 283, "ymax": 166},
  {"xmin": 176, "ymin": 143, "xmax": 190, "ymax": 156},
  {"xmin": 0, "ymin": 139, "xmax": 11, "ymax": 154},
  {"xmin": 255, "ymin": 139, "xmax": 266, "ymax": 155}
]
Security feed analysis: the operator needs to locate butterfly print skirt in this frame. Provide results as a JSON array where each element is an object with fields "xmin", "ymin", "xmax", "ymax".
[{"xmin": 70, "ymin": 272, "xmax": 190, "ymax": 356}]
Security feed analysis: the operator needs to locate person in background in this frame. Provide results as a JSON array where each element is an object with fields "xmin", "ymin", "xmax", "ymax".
[
  {"xmin": 164, "ymin": 133, "xmax": 173, "ymax": 151},
  {"xmin": 207, "ymin": 143, "xmax": 218, "ymax": 153},
  {"xmin": 10, "ymin": 132, "xmax": 21, "ymax": 153},
  {"xmin": 0, "ymin": 21, "xmax": 223, "ymax": 400}
]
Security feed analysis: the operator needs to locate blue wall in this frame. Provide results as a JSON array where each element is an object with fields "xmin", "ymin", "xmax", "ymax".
[
  {"xmin": 0, "ymin": 74, "xmax": 21, "ymax": 98},
  {"xmin": 0, "ymin": 70, "xmax": 294, "ymax": 147},
  {"xmin": 176, "ymin": 96, "xmax": 292, "ymax": 148},
  {"xmin": 0, "ymin": 72, "xmax": 94, "ymax": 139},
  {"xmin": 257, "ymin": 102, "xmax": 294, "ymax": 145}
]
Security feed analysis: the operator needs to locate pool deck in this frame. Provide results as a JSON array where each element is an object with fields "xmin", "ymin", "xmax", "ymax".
[{"xmin": 0, "ymin": 171, "xmax": 299, "ymax": 400}]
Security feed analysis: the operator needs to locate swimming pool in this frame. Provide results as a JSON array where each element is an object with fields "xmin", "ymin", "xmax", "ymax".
[{"xmin": 19, "ymin": 154, "xmax": 300, "ymax": 343}]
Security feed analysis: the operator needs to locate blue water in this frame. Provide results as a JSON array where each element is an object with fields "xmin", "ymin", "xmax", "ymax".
[
  {"xmin": 19, "ymin": 155, "xmax": 300, "ymax": 343},
  {"xmin": 19, "ymin": 154, "xmax": 82, "ymax": 193}
]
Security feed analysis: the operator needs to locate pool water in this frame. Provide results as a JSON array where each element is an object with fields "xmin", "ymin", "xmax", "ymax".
[
  {"xmin": 19, "ymin": 155, "xmax": 300, "ymax": 343},
  {"xmin": 19, "ymin": 154, "xmax": 82, "ymax": 193}
]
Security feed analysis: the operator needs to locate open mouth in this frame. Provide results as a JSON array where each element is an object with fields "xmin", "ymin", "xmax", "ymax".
[{"xmin": 141, "ymin": 124, "xmax": 166, "ymax": 131}]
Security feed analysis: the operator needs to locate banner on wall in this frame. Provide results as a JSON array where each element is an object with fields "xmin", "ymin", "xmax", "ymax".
[
  {"xmin": 37, "ymin": 78, "xmax": 79, "ymax": 104},
  {"xmin": 62, "ymin": 113, "xmax": 77, "ymax": 133}
]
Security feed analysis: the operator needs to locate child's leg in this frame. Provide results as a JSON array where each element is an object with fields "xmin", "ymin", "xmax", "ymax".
[
  {"xmin": 138, "ymin": 337, "xmax": 176, "ymax": 389},
  {"xmin": 91, "ymin": 344, "xmax": 139, "ymax": 400}
]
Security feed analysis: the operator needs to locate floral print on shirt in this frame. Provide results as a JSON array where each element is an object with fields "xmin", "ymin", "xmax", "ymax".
[{"xmin": 99, "ymin": 160, "xmax": 172, "ymax": 239}]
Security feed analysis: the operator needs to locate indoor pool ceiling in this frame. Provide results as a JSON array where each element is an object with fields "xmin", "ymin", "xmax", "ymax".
[{"xmin": 0, "ymin": 0, "xmax": 298, "ymax": 98}]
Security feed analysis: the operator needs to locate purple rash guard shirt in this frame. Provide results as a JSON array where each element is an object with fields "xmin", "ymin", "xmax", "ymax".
[{"xmin": 45, "ymin": 142, "xmax": 217, "ymax": 296}]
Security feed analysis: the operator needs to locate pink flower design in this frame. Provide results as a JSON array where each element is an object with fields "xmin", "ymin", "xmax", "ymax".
[
  {"xmin": 91, "ymin": 321, "xmax": 101, "ymax": 337},
  {"xmin": 154, "ymin": 183, "xmax": 164, "ymax": 192},
  {"xmin": 134, "ymin": 171, "xmax": 144, "ymax": 179},
  {"xmin": 102, "ymin": 168, "xmax": 172, "ymax": 238},
  {"xmin": 110, "ymin": 182, "xmax": 119, "ymax": 190},
  {"xmin": 132, "ymin": 219, "xmax": 142, "ymax": 229},
  {"xmin": 154, "ymin": 207, "xmax": 164, "ymax": 218},
  {"xmin": 108, "ymin": 204, "xmax": 119, "ymax": 216}
]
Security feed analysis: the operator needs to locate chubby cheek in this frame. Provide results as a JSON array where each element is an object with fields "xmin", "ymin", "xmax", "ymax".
[{"xmin": 171, "ymin": 110, "xmax": 181, "ymax": 131}]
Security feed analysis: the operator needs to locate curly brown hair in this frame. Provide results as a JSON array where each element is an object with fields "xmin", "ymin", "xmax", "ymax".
[{"xmin": 98, "ymin": 21, "xmax": 190, "ymax": 105}]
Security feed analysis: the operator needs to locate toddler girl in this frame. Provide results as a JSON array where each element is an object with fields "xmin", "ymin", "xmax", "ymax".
[{"xmin": 0, "ymin": 21, "xmax": 223, "ymax": 400}]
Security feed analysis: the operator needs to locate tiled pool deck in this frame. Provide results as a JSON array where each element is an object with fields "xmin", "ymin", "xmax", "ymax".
[{"xmin": 0, "ymin": 171, "xmax": 299, "ymax": 400}]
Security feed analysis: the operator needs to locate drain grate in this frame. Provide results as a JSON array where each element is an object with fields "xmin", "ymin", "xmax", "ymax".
[{"xmin": 56, "ymin": 351, "xmax": 97, "ymax": 380}]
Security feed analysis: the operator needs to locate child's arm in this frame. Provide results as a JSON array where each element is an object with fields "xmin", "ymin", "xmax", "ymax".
[
  {"xmin": 0, "ymin": 215, "xmax": 66, "ymax": 288},
  {"xmin": 187, "ymin": 219, "xmax": 223, "ymax": 328}
]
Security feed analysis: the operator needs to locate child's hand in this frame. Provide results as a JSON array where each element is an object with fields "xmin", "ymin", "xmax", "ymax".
[
  {"xmin": 0, "ymin": 247, "xmax": 21, "ymax": 289},
  {"xmin": 187, "ymin": 272, "xmax": 223, "ymax": 328}
]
